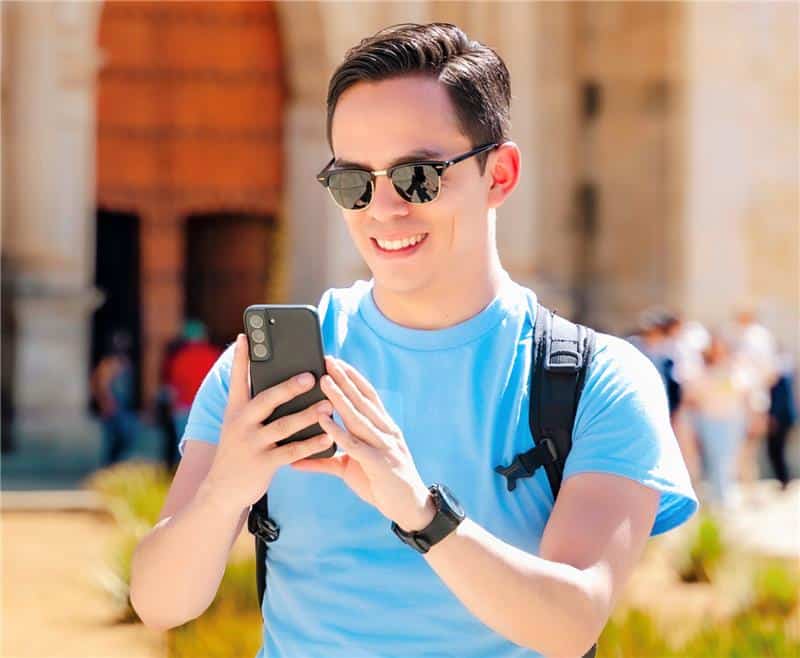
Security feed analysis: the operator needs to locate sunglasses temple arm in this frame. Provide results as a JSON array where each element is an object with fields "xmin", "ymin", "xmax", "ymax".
[
  {"xmin": 446, "ymin": 143, "xmax": 499, "ymax": 167},
  {"xmin": 316, "ymin": 157, "xmax": 336, "ymax": 181}
]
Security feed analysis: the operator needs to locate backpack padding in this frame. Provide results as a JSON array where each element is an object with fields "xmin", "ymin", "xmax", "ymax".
[{"xmin": 530, "ymin": 305, "xmax": 596, "ymax": 499}]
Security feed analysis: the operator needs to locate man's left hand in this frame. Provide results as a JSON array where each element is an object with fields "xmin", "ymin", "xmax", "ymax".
[{"xmin": 291, "ymin": 356, "xmax": 435, "ymax": 532}]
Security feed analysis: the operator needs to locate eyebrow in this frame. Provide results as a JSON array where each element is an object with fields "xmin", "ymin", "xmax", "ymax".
[{"xmin": 333, "ymin": 148, "xmax": 445, "ymax": 170}]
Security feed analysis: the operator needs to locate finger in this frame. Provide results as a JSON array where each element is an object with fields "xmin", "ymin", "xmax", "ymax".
[
  {"xmin": 328, "ymin": 357, "xmax": 386, "ymax": 413},
  {"xmin": 226, "ymin": 334, "xmax": 250, "ymax": 414},
  {"xmin": 255, "ymin": 400, "xmax": 333, "ymax": 447},
  {"xmin": 290, "ymin": 454, "xmax": 348, "ymax": 477},
  {"xmin": 328, "ymin": 357, "xmax": 395, "ymax": 433},
  {"xmin": 317, "ymin": 413, "xmax": 379, "ymax": 464},
  {"xmin": 320, "ymin": 372, "xmax": 385, "ymax": 448},
  {"xmin": 270, "ymin": 432, "xmax": 335, "ymax": 466},
  {"xmin": 242, "ymin": 371, "xmax": 317, "ymax": 427}
]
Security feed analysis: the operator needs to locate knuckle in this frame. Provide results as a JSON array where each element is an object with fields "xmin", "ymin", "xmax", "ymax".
[
  {"xmin": 285, "ymin": 442, "xmax": 300, "ymax": 462},
  {"xmin": 272, "ymin": 415, "xmax": 290, "ymax": 437}
]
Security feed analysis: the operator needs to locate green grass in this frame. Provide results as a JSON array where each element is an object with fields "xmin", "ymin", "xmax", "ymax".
[
  {"xmin": 752, "ymin": 559, "xmax": 800, "ymax": 617},
  {"xmin": 678, "ymin": 513, "xmax": 726, "ymax": 583},
  {"xmin": 84, "ymin": 459, "xmax": 171, "ymax": 529}
]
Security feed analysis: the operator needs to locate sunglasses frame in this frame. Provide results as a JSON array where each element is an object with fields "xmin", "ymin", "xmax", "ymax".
[{"xmin": 316, "ymin": 142, "xmax": 500, "ymax": 211}]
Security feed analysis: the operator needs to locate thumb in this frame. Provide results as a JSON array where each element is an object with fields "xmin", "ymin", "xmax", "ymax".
[
  {"xmin": 290, "ymin": 454, "xmax": 347, "ymax": 478},
  {"xmin": 226, "ymin": 334, "xmax": 250, "ymax": 414}
]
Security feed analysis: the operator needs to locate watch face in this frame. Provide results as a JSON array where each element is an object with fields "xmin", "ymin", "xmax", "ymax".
[{"xmin": 437, "ymin": 484, "xmax": 465, "ymax": 518}]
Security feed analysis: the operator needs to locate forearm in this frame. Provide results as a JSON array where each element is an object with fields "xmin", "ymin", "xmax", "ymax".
[
  {"xmin": 423, "ymin": 519, "xmax": 605, "ymax": 657},
  {"xmin": 129, "ymin": 479, "xmax": 248, "ymax": 630}
]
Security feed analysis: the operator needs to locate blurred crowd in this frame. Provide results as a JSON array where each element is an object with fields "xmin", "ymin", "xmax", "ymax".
[
  {"xmin": 90, "ymin": 319, "xmax": 221, "ymax": 471},
  {"xmin": 89, "ymin": 303, "xmax": 798, "ymax": 501},
  {"xmin": 627, "ymin": 303, "xmax": 797, "ymax": 511}
]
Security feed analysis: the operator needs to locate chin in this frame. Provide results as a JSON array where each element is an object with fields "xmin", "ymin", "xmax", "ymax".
[{"xmin": 370, "ymin": 268, "xmax": 430, "ymax": 294}]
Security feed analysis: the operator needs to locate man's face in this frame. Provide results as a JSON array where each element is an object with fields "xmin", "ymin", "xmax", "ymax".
[{"xmin": 329, "ymin": 75, "xmax": 495, "ymax": 296}]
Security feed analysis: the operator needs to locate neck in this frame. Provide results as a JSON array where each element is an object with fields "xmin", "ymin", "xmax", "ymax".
[{"xmin": 371, "ymin": 251, "xmax": 507, "ymax": 330}]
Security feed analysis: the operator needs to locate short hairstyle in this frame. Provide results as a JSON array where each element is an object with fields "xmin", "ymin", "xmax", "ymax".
[{"xmin": 326, "ymin": 23, "xmax": 511, "ymax": 172}]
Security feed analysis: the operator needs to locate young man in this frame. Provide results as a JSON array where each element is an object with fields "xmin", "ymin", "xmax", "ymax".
[{"xmin": 130, "ymin": 23, "xmax": 697, "ymax": 658}]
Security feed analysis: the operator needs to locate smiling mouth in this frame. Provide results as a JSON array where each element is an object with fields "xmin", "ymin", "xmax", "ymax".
[{"xmin": 372, "ymin": 233, "xmax": 429, "ymax": 253}]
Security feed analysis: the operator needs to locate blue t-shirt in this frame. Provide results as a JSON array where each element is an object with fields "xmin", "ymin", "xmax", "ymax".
[{"xmin": 179, "ymin": 273, "xmax": 698, "ymax": 658}]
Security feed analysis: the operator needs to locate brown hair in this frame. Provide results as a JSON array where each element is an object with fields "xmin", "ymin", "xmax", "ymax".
[{"xmin": 326, "ymin": 23, "xmax": 511, "ymax": 172}]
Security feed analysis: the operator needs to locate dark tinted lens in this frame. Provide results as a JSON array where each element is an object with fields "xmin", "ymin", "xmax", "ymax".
[
  {"xmin": 390, "ymin": 164, "xmax": 439, "ymax": 204},
  {"xmin": 327, "ymin": 170, "xmax": 372, "ymax": 210}
]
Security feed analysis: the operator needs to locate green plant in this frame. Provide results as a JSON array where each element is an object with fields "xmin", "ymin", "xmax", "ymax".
[
  {"xmin": 168, "ymin": 558, "xmax": 263, "ymax": 658},
  {"xmin": 84, "ymin": 460, "xmax": 171, "ymax": 529},
  {"xmin": 168, "ymin": 599, "xmax": 263, "ymax": 658},
  {"xmin": 207, "ymin": 556, "xmax": 259, "ymax": 614},
  {"xmin": 85, "ymin": 461, "xmax": 172, "ymax": 623},
  {"xmin": 678, "ymin": 514, "xmax": 725, "ymax": 583},
  {"xmin": 92, "ymin": 529, "xmax": 141, "ymax": 623},
  {"xmin": 752, "ymin": 559, "xmax": 800, "ymax": 617},
  {"xmin": 598, "ymin": 608, "xmax": 674, "ymax": 658},
  {"xmin": 681, "ymin": 611, "xmax": 800, "ymax": 658}
]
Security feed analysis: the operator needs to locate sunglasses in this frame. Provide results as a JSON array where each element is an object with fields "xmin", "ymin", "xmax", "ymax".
[{"xmin": 316, "ymin": 142, "xmax": 499, "ymax": 211}]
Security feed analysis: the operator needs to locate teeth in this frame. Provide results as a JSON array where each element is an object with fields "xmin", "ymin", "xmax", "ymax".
[{"xmin": 376, "ymin": 233, "xmax": 427, "ymax": 251}]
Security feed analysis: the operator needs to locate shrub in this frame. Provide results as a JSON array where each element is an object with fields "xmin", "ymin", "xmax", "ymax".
[
  {"xmin": 681, "ymin": 611, "xmax": 800, "ymax": 658},
  {"xmin": 168, "ymin": 557, "xmax": 263, "ymax": 658},
  {"xmin": 84, "ymin": 460, "xmax": 171, "ymax": 530},
  {"xmin": 678, "ymin": 514, "xmax": 725, "ymax": 583},
  {"xmin": 598, "ymin": 608, "xmax": 674, "ymax": 658},
  {"xmin": 751, "ymin": 559, "xmax": 800, "ymax": 617},
  {"xmin": 168, "ymin": 599, "xmax": 262, "ymax": 658}
]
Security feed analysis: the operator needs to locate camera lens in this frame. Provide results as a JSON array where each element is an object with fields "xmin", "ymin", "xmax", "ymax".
[
  {"xmin": 253, "ymin": 344, "xmax": 268, "ymax": 359},
  {"xmin": 248, "ymin": 314, "xmax": 264, "ymax": 329},
  {"xmin": 251, "ymin": 329, "xmax": 266, "ymax": 343}
]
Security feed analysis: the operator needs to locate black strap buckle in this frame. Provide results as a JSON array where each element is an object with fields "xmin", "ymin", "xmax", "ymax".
[
  {"xmin": 248, "ymin": 509, "xmax": 280, "ymax": 544},
  {"xmin": 494, "ymin": 438, "xmax": 558, "ymax": 492}
]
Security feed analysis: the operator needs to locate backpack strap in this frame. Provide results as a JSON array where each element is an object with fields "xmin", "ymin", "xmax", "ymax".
[
  {"xmin": 248, "ymin": 492, "xmax": 280, "ymax": 609},
  {"xmin": 495, "ymin": 304, "xmax": 595, "ymax": 497}
]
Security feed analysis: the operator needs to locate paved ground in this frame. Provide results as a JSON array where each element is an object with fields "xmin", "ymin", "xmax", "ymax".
[
  {"xmin": 719, "ymin": 478, "xmax": 800, "ymax": 557},
  {"xmin": 2, "ymin": 510, "xmax": 166, "ymax": 658}
]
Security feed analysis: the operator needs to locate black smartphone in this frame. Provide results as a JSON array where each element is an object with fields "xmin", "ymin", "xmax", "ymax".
[{"xmin": 243, "ymin": 304, "xmax": 336, "ymax": 459}]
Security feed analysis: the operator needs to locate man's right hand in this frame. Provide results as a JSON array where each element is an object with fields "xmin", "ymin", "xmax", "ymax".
[{"xmin": 204, "ymin": 334, "xmax": 334, "ymax": 511}]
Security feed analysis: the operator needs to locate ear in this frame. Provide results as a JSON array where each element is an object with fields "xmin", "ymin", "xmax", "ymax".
[{"xmin": 486, "ymin": 142, "xmax": 521, "ymax": 210}]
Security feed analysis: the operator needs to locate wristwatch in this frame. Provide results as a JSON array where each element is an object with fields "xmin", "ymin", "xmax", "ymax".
[{"xmin": 391, "ymin": 484, "xmax": 465, "ymax": 553}]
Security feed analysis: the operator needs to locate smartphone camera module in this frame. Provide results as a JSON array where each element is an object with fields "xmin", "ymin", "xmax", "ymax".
[
  {"xmin": 251, "ymin": 329, "xmax": 266, "ymax": 343},
  {"xmin": 253, "ymin": 343, "xmax": 268, "ymax": 359},
  {"xmin": 248, "ymin": 314, "xmax": 264, "ymax": 329}
]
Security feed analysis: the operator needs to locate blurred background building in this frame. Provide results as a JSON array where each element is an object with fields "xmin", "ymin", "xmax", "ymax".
[{"xmin": 1, "ymin": 1, "xmax": 797, "ymax": 467}]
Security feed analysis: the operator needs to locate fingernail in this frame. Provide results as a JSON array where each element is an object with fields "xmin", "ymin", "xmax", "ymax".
[
  {"xmin": 317, "ymin": 401, "xmax": 332, "ymax": 414},
  {"xmin": 296, "ymin": 373, "xmax": 314, "ymax": 386}
]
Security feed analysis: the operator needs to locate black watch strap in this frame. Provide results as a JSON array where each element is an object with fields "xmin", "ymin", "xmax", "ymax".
[{"xmin": 391, "ymin": 484, "xmax": 465, "ymax": 553}]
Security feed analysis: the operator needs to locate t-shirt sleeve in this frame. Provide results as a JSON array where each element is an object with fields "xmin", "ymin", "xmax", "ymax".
[
  {"xmin": 177, "ymin": 342, "xmax": 235, "ymax": 457},
  {"xmin": 563, "ymin": 333, "xmax": 699, "ymax": 535}
]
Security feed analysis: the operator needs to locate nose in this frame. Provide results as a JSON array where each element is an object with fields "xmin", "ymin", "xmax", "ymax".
[{"xmin": 368, "ymin": 173, "xmax": 410, "ymax": 222}]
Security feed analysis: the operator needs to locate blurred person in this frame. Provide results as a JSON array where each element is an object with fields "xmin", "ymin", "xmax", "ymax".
[
  {"xmin": 724, "ymin": 300, "xmax": 778, "ymax": 482},
  {"xmin": 155, "ymin": 334, "xmax": 187, "ymax": 470},
  {"xmin": 766, "ymin": 349, "xmax": 798, "ymax": 490},
  {"xmin": 725, "ymin": 299, "xmax": 779, "ymax": 390},
  {"xmin": 683, "ymin": 333, "xmax": 756, "ymax": 509},
  {"xmin": 90, "ymin": 329, "xmax": 138, "ymax": 467},
  {"xmin": 657, "ymin": 312, "xmax": 705, "ymax": 482},
  {"xmin": 130, "ymin": 24, "xmax": 697, "ymax": 658},
  {"xmin": 626, "ymin": 307, "xmax": 669, "ymax": 367},
  {"xmin": 164, "ymin": 319, "xmax": 221, "ymax": 463}
]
